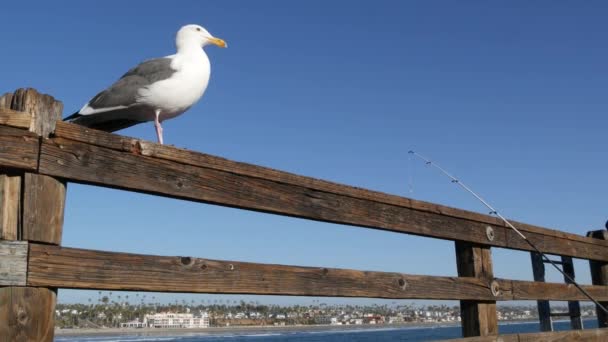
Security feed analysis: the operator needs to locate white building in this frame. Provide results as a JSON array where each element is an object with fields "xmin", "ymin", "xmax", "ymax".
[
  {"xmin": 314, "ymin": 316, "xmax": 332, "ymax": 324},
  {"xmin": 144, "ymin": 312, "xmax": 209, "ymax": 328},
  {"xmin": 121, "ymin": 319, "xmax": 146, "ymax": 328}
]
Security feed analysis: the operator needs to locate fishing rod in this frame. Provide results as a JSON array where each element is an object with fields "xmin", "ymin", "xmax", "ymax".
[{"xmin": 408, "ymin": 150, "xmax": 608, "ymax": 314}]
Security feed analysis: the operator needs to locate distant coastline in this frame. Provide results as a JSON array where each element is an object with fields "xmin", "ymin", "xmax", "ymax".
[
  {"xmin": 57, "ymin": 319, "xmax": 559, "ymax": 337},
  {"xmin": 55, "ymin": 321, "xmax": 460, "ymax": 337}
]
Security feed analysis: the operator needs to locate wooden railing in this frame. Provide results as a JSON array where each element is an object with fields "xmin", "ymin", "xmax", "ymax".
[{"xmin": 0, "ymin": 88, "xmax": 607, "ymax": 341}]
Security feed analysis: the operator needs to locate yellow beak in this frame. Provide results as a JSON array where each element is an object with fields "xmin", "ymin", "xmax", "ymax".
[{"xmin": 209, "ymin": 37, "xmax": 227, "ymax": 48}]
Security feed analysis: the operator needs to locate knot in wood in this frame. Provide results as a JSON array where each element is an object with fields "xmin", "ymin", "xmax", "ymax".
[
  {"xmin": 228, "ymin": 264, "xmax": 235, "ymax": 271},
  {"xmin": 398, "ymin": 278, "xmax": 408, "ymax": 290},
  {"xmin": 490, "ymin": 280, "xmax": 500, "ymax": 297},
  {"xmin": 180, "ymin": 257, "xmax": 192, "ymax": 265},
  {"xmin": 132, "ymin": 140, "xmax": 143, "ymax": 155},
  {"xmin": 485, "ymin": 226, "xmax": 495, "ymax": 242},
  {"xmin": 321, "ymin": 268, "xmax": 329, "ymax": 276},
  {"xmin": 17, "ymin": 308, "xmax": 28, "ymax": 324}
]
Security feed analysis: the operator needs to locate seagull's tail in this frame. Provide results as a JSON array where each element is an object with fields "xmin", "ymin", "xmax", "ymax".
[
  {"xmin": 63, "ymin": 111, "xmax": 143, "ymax": 132},
  {"xmin": 63, "ymin": 112, "xmax": 82, "ymax": 122}
]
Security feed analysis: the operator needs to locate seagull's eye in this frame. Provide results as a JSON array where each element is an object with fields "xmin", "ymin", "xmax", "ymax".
[{"xmin": 196, "ymin": 28, "xmax": 201, "ymax": 31}]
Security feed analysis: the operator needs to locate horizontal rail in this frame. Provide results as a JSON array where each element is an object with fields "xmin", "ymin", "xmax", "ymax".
[
  {"xmin": 52, "ymin": 123, "xmax": 608, "ymax": 261},
  {"xmin": 20, "ymin": 242, "xmax": 608, "ymax": 301},
  {"xmin": 26, "ymin": 243, "xmax": 502, "ymax": 300},
  {"xmin": 445, "ymin": 328, "xmax": 608, "ymax": 341},
  {"xmin": 0, "ymin": 119, "xmax": 607, "ymax": 261}
]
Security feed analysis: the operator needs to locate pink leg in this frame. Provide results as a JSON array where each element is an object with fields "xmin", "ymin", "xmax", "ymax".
[{"xmin": 154, "ymin": 110, "xmax": 164, "ymax": 145}]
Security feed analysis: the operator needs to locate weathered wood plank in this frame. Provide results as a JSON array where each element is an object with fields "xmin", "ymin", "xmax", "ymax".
[
  {"xmin": 36, "ymin": 135, "xmax": 608, "ymax": 262},
  {"xmin": 588, "ymin": 229, "xmax": 608, "ymax": 328},
  {"xmin": 0, "ymin": 241, "xmax": 27, "ymax": 286},
  {"xmin": 0, "ymin": 88, "xmax": 65, "ymax": 342},
  {"xmin": 518, "ymin": 329, "xmax": 608, "ymax": 342},
  {"xmin": 38, "ymin": 137, "xmax": 503, "ymax": 246},
  {"xmin": 54, "ymin": 121, "xmax": 138, "ymax": 152},
  {"xmin": 0, "ymin": 95, "xmax": 23, "ymax": 241},
  {"xmin": 22, "ymin": 173, "xmax": 65, "ymax": 243},
  {"xmin": 10, "ymin": 88, "xmax": 62, "ymax": 137},
  {"xmin": 0, "ymin": 107, "xmax": 31, "ymax": 129},
  {"xmin": 0, "ymin": 174, "xmax": 21, "ymax": 240},
  {"xmin": 0, "ymin": 92, "xmax": 13, "ymax": 108},
  {"xmin": 9, "ymin": 88, "xmax": 66, "ymax": 245},
  {"xmin": 509, "ymin": 280, "xmax": 608, "ymax": 301},
  {"xmin": 531, "ymin": 252, "xmax": 553, "ymax": 332},
  {"xmin": 0, "ymin": 125, "xmax": 39, "ymax": 171},
  {"xmin": 27, "ymin": 243, "xmax": 508, "ymax": 299},
  {"xmin": 455, "ymin": 242, "xmax": 498, "ymax": 337},
  {"xmin": 23, "ymin": 244, "xmax": 608, "ymax": 300},
  {"xmin": 53, "ymin": 122, "xmax": 608, "ymax": 249},
  {"xmin": 561, "ymin": 256, "xmax": 583, "ymax": 330},
  {"xmin": 444, "ymin": 335, "xmax": 517, "ymax": 342},
  {"xmin": 505, "ymin": 228, "xmax": 608, "ymax": 263},
  {"xmin": 0, "ymin": 287, "xmax": 56, "ymax": 342},
  {"xmin": 446, "ymin": 328, "xmax": 608, "ymax": 341}
]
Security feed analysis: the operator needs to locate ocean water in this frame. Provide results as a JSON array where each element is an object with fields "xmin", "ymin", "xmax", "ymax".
[{"xmin": 55, "ymin": 319, "xmax": 599, "ymax": 342}]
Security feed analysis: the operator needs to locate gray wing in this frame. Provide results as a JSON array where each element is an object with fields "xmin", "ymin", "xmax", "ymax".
[{"xmin": 84, "ymin": 57, "xmax": 176, "ymax": 111}]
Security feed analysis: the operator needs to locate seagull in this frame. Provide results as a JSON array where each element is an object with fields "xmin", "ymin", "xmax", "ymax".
[{"xmin": 65, "ymin": 24, "xmax": 226, "ymax": 144}]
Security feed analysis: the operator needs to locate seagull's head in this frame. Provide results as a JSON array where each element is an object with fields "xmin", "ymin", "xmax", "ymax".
[{"xmin": 176, "ymin": 24, "xmax": 227, "ymax": 50}]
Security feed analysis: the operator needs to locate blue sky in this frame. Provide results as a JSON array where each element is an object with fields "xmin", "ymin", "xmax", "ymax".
[{"xmin": 2, "ymin": 1, "xmax": 607, "ymax": 306}]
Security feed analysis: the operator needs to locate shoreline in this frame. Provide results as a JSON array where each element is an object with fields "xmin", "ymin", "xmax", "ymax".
[
  {"xmin": 55, "ymin": 318, "xmax": 593, "ymax": 337},
  {"xmin": 55, "ymin": 321, "xmax": 461, "ymax": 337},
  {"xmin": 56, "ymin": 319, "xmax": 551, "ymax": 337}
]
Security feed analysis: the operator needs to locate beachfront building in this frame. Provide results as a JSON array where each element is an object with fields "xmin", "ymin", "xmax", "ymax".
[
  {"xmin": 144, "ymin": 312, "xmax": 209, "ymax": 328},
  {"xmin": 121, "ymin": 319, "xmax": 146, "ymax": 328}
]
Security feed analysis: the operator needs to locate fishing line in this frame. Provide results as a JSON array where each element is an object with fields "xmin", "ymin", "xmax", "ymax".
[
  {"xmin": 408, "ymin": 151, "xmax": 414, "ymax": 194},
  {"xmin": 408, "ymin": 150, "xmax": 608, "ymax": 314}
]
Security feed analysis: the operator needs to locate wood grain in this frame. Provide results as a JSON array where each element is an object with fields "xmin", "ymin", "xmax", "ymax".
[
  {"xmin": 0, "ymin": 95, "xmax": 23, "ymax": 240},
  {"xmin": 0, "ymin": 173, "xmax": 21, "ymax": 240},
  {"xmin": 0, "ymin": 241, "xmax": 27, "ymax": 286},
  {"xmin": 22, "ymin": 173, "xmax": 65, "ymax": 243},
  {"xmin": 0, "ymin": 108, "xmax": 31, "ymax": 129},
  {"xmin": 0, "ymin": 287, "xmax": 56, "ymax": 342},
  {"xmin": 8, "ymin": 88, "xmax": 66, "ymax": 245},
  {"xmin": 561, "ymin": 256, "xmax": 583, "ymax": 330},
  {"xmin": 35, "ymin": 135, "xmax": 608, "ymax": 262},
  {"xmin": 0, "ymin": 93, "xmax": 13, "ymax": 108},
  {"xmin": 587, "ymin": 229, "xmax": 608, "ymax": 328},
  {"xmin": 26, "ymin": 243, "xmax": 607, "ymax": 301},
  {"xmin": 455, "ymin": 242, "xmax": 497, "ymax": 337},
  {"xmin": 10, "ymin": 88, "xmax": 62, "ymax": 138},
  {"xmin": 52, "ymin": 122, "xmax": 608, "ymax": 249},
  {"xmin": 0, "ymin": 125, "xmax": 39, "ymax": 171},
  {"xmin": 445, "ymin": 328, "xmax": 608, "ymax": 341},
  {"xmin": 38, "ymin": 137, "xmax": 502, "ymax": 245},
  {"xmin": 27, "ymin": 243, "xmax": 508, "ymax": 300},
  {"xmin": 531, "ymin": 252, "xmax": 552, "ymax": 331},
  {"xmin": 509, "ymin": 280, "xmax": 608, "ymax": 301},
  {"xmin": 0, "ymin": 88, "xmax": 65, "ymax": 342},
  {"xmin": 505, "ymin": 228, "xmax": 608, "ymax": 263}
]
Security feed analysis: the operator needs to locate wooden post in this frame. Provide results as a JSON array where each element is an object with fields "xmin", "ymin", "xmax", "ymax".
[
  {"xmin": 587, "ymin": 229, "xmax": 608, "ymax": 328},
  {"xmin": 560, "ymin": 256, "xmax": 583, "ymax": 330},
  {"xmin": 530, "ymin": 252, "xmax": 553, "ymax": 331},
  {"xmin": 0, "ymin": 88, "xmax": 65, "ymax": 341},
  {"xmin": 0, "ymin": 93, "xmax": 20, "ymax": 240},
  {"xmin": 455, "ymin": 241, "xmax": 498, "ymax": 337}
]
